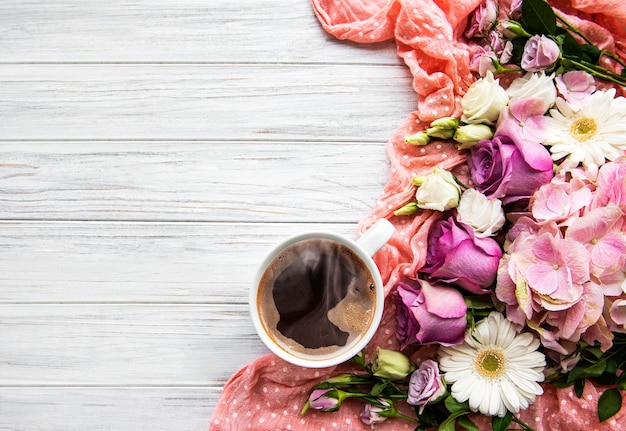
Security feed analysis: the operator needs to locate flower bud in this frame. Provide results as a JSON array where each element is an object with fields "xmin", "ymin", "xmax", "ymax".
[
  {"xmin": 306, "ymin": 388, "xmax": 341, "ymax": 412},
  {"xmin": 430, "ymin": 117, "xmax": 459, "ymax": 130},
  {"xmin": 497, "ymin": 20, "xmax": 531, "ymax": 39},
  {"xmin": 394, "ymin": 202, "xmax": 419, "ymax": 216},
  {"xmin": 453, "ymin": 124, "xmax": 494, "ymax": 149},
  {"xmin": 371, "ymin": 348, "xmax": 416, "ymax": 381},
  {"xmin": 360, "ymin": 399, "xmax": 391, "ymax": 427},
  {"xmin": 405, "ymin": 131, "xmax": 431, "ymax": 146},
  {"xmin": 426, "ymin": 126, "xmax": 455, "ymax": 139},
  {"xmin": 414, "ymin": 168, "xmax": 462, "ymax": 212}
]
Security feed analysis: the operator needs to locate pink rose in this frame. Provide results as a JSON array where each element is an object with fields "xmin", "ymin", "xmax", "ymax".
[
  {"xmin": 395, "ymin": 279, "xmax": 467, "ymax": 348},
  {"xmin": 420, "ymin": 216, "xmax": 503, "ymax": 294},
  {"xmin": 468, "ymin": 135, "xmax": 554, "ymax": 205},
  {"xmin": 521, "ymin": 35, "xmax": 560, "ymax": 72},
  {"xmin": 465, "ymin": 0, "xmax": 499, "ymax": 38},
  {"xmin": 407, "ymin": 360, "xmax": 446, "ymax": 413}
]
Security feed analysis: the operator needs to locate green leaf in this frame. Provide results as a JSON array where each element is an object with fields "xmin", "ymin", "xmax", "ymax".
[
  {"xmin": 522, "ymin": 0, "xmax": 557, "ymax": 35},
  {"xmin": 598, "ymin": 388, "xmax": 622, "ymax": 422},
  {"xmin": 593, "ymin": 372, "xmax": 617, "ymax": 387},
  {"xmin": 581, "ymin": 44, "xmax": 602, "ymax": 64},
  {"xmin": 617, "ymin": 373, "xmax": 626, "ymax": 391},
  {"xmin": 492, "ymin": 412, "xmax": 513, "ymax": 431},
  {"xmin": 458, "ymin": 416, "xmax": 478, "ymax": 431},
  {"xmin": 371, "ymin": 381, "xmax": 388, "ymax": 397},
  {"xmin": 574, "ymin": 379, "xmax": 585, "ymax": 398},
  {"xmin": 444, "ymin": 395, "xmax": 469, "ymax": 413},
  {"xmin": 439, "ymin": 411, "xmax": 469, "ymax": 431},
  {"xmin": 567, "ymin": 358, "xmax": 607, "ymax": 383}
]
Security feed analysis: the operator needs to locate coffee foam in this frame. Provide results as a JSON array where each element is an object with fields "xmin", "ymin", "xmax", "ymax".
[{"xmin": 257, "ymin": 237, "xmax": 376, "ymax": 359}]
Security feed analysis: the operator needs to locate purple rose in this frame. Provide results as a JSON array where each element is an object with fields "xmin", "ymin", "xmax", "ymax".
[
  {"xmin": 395, "ymin": 278, "xmax": 467, "ymax": 348},
  {"xmin": 407, "ymin": 360, "xmax": 446, "ymax": 413},
  {"xmin": 420, "ymin": 216, "xmax": 502, "ymax": 294},
  {"xmin": 308, "ymin": 389, "xmax": 339, "ymax": 412},
  {"xmin": 468, "ymin": 135, "xmax": 553, "ymax": 204},
  {"xmin": 521, "ymin": 35, "xmax": 560, "ymax": 72}
]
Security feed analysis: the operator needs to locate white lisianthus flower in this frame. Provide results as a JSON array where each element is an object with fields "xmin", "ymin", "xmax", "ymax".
[
  {"xmin": 414, "ymin": 168, "xmax": 461, "ymax": 212},
  {"xmin": 461, "ymin": 71, "xmax": 509, "ymax": 125},
  {"xmin": 439, "ymin": 312, "xmax": 546, "ymax": 418},
  {"xmin": 544, "ymin": 89, "xmax": 626, "ymax": 174},
  {"xmin": 456, "ymin": 188, "xmax": 505, "ymax": 237},
  {"xmin": 506, "ymin": 71, "xmax": 557, "ymax": 112}
]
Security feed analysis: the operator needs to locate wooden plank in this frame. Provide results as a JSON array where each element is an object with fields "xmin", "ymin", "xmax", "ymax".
[
  {"xmin": 0, "ymin": 142, "xmax": 389, "ymax": 222},
  {"xmin": 0, "ymin": 222, "xmax": 367, "ymax": 303},
  {"xmin": 0, "ymin": 304, "xmax": 263, "ymax": 385},
  {"xmin": 0, "ymin": 386, "xmax": 219, "ymax": 431},
  {"xmin": 0, "ymin": 64, "xmax": 414, "ymax": 141},
  {"xmin": 0, "ymin": 0, "xmax": 402, "ymax": 64}
]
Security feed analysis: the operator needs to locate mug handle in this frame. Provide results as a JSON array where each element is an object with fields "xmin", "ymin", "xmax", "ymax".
[{"xmin": 356, "ymin": 219, "xmax": 395, "ymax": 256}]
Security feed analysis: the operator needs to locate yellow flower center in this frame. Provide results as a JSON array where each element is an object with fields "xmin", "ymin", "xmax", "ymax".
[
  {"xmin": 476, "ymin": 349, "xmax": 506, "ymax": 378},
  {"xmin": 570, "ymin": 117, "xmax": 597, "ymax": 141}
]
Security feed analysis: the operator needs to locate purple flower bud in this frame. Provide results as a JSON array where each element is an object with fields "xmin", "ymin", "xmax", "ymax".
[
  {"xmin": 308, "ymin": 389, "xmax": 340, "ymax": 412},
  {"xmin": 521, "ymin": 35, "xmax": 560, "ymax": 72},
  {"xmin": 360, "ymin": 399, "xmax": 390, "ymax": 428}
]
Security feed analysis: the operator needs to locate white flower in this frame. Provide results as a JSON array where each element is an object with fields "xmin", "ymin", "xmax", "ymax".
[
  {"xmin": 506, "ymin": 71, "xmax": 556, "ymax": 112},
  {"xmin": 461, "ymin": 71, "xmax": 509, "ymax": 125},
  {"xmin": 457, "ymin": 188, "xmax": 505, "ymax": 237},
  {"xmin": 439, "ymin": 312, "xmax": 545, "ymax": 418},
  {"xmin": 414, "ymin": 168, "xmax": 461, "ymax": 212},
  {"xmin": 544, "ymin": 89, "xmax": 626, "ymax": 174}
]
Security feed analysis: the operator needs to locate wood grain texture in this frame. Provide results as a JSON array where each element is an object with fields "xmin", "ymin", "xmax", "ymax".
[
  {"xmin": 0, "ymin": 222, "xmax": 364, "ymax": 303},
  {"xmin": 0, "ymin": 64, "xmax": 414, "ymax": 141},
  {"xmin": 0, "ymin": 0, "xmax": 402, "ymax": 64},
  {"xmin": 0, "ymin": 0, "xmax": 412, "ymax": 429},
  {"xmin": 0, "ymin": 142, "xmax": 390, "ymax": 222}
]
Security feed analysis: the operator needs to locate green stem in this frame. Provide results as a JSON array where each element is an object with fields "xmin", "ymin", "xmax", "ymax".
[
  {"xmin": 565, "ymin": 58, "xmax": 626, "ymax": 87},
  {"xmin": 512, "ymin": 416, "xmax": 536, "ymax": 431}
]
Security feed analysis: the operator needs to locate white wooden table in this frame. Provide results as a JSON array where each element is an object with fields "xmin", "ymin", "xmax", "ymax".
[{"xmin": 0, "ymin": 1, "xmax": 417, "ymax": 429}]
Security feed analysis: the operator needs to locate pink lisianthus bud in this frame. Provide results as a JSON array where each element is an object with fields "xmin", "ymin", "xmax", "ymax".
[
  {"xmin": 360, "ymin": 399, "xmax": 391, "ymax": 428},
  {"xmin": 421, "ymin": 216, "xmax": 502, "ymax": 294},
  {"xmin": 521, "ymin": 35, "xmax": 560, "ymax": 72},
  {"xmin": 395, "ymin": 278, "xmax": 467, "ymax": 348},
  {"xmin": 407, "ymin": 360, "xmax": 446, "ymax": 413},
  {"xmin": 307, "ymin": 389, "xmax": 340, "ymax": 412},
  {"xmin": 470, "ymin": 46, "xmax": 499, "ymax": 77},
  {"xmin": 555, "ymin": 71, "xmax": 595, "ymax": 110}
]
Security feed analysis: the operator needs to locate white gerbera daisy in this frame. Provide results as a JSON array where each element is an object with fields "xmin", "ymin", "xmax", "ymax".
[
  {"xmin": 438, "ymin": 312, "xmax": 545, "ymax": 418},
  {"xmin": 543, "ymin": 89, "xmax": 626, "ymax": 174}
]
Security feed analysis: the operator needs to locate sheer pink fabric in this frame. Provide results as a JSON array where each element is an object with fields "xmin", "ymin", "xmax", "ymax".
[{"xmin": 210, "ymin": 1, "xmax": 626, "ymax": 430}]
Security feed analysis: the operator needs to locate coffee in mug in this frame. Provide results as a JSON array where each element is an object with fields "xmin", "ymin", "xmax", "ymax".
[{"xmin": 250, "ymin": 219, "xmax": 395, "ymax": 368}]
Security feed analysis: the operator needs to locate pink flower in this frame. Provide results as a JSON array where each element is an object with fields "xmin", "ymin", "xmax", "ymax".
[
  {"xmin": 555, "ymin": 71, "xmax": 595, "ymax": 110},
  {"xmin": 531, "ymin": 176, "xmax": 592, "ymax": 225},
  {"xmin": 521, "ymin": 35, "xmax": 560, "ymax": 72},
  {"xmin": 421, "ymin": 217, "xmax": 502, "ymax": 294},
  {"xmin": 407, "ymin": 360, "xmax": 446, "ymax": 413},
  {"xmin": 590, "ymin": 157, "xmax": 626, "ymax": 211},
  {"xmin": 395, "ymin": 279, "xmax": 467, "ymax": 348},
  {"xmin": 308, "ymin": 389, "xmax": 340, "ymax": 412},
  {"xmin": 465, "ymin": 0, "xmax": 498, "ymax": 38},
  {"xmin": 468, "ymin": 135, "xmax": 553, "ymax": 204},
  {"xmin": 495, "ymin": 98, "xmax": 549, "ymax": 147},
  {"xmin": 508, "ymin": 0, "xmax": 523, "ymax": 19},
  {"xmin": 469, "ymin": 45, "xmax": 498, "ymax": 77},
  {"xmin": 360, "ymin": 399, "xmax": 390, "ymax": 428},
  {"xmin": 566, "ymin": 206, "xmax": 626, "ymax": 295}
]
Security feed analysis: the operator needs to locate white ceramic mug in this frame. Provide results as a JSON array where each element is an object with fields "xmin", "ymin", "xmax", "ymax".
[{"xmin": 250, "ymin": 218, "xmax": 395, "ymax": 368}]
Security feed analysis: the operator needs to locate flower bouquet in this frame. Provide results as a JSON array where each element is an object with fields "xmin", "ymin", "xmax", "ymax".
[{"xmin": 301, "ymin": 0, "xmax": 626, "ymax": 429}]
